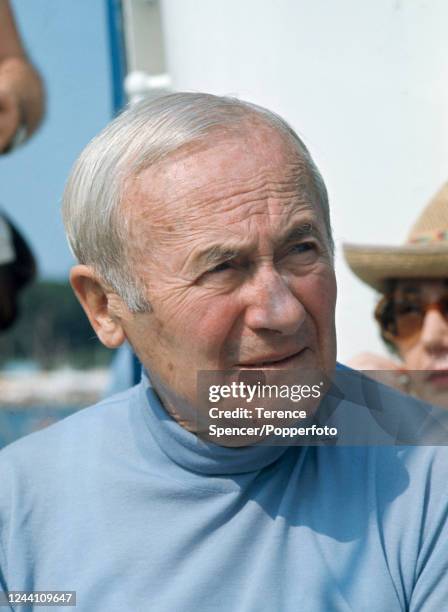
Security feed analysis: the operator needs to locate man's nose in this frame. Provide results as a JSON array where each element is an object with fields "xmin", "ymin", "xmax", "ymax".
[
  {"xmin": 243, "ymin": 266, "xmax": 306, "ymax": 335},
  {"xmin": 420, "ymin": 307, "xmax": 448, "ymax": 352}
]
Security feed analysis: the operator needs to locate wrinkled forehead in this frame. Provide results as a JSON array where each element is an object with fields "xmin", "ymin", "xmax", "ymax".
[{"xmin": 123, "ymin": 124, "xmax": 321, "ymax": 232}]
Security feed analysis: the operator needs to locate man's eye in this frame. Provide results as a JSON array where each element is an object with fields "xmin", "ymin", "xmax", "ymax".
[
  {"xmin": 209, "ymin": 261, "xmax": 232, "ymax": 274},
  {"xmin": 289, "ymin": 242, "xmax": 315, "ymax": 254}
]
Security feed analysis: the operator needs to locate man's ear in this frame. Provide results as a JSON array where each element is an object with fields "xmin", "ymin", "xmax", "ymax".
[{"xmin": 70, "ymin": 265, "xmax": 127, "ymax": 349}]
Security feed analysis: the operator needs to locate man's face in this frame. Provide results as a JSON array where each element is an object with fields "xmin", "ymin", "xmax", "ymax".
[
  {"xmin": 392, "ymin": 279, "xmax": 448, "ymax": 407},
  {"xmin": 119, "ymin": 125, "xmax": 337, "ymax": 411}
]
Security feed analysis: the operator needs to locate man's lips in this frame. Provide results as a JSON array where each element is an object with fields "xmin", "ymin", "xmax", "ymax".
[{"xmin": 236, "ymin": 349, "xmax": 305, "ymax": 369}]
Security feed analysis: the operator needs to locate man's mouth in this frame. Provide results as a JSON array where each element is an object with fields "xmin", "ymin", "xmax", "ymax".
[{"xmin": 236, "ymin": 349, "xmax": 305, "ymax": 369}]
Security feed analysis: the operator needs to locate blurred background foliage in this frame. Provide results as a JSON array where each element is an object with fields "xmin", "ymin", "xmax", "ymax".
[{"xmin": 0, "ymin": 281, "xmax": 112, "ymax": 369}]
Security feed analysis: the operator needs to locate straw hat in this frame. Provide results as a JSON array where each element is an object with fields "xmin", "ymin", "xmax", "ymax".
[{"xmin": 343, "ymin": 181, "xmax": 448, "ymax": 292}]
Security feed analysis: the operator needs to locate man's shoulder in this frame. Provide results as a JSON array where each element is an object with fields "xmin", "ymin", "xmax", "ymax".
[{"xmin": 0, "ymin": 384, "xmax": 141, "ymax": 473}]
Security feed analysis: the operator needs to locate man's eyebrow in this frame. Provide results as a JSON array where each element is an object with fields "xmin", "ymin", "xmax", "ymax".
[
  {"xmin": 279, "ymin": 222, "xmax": 319, "ymax": 244},
  {"xmin": 192, "ymin": 245, "xmax": 242, "ymax": 271},
  {"xmin": 191, "ymin": 222, "xmax": 321, "ymax": 271}
]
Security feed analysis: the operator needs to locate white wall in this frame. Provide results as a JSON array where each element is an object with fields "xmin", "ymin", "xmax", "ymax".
[{"xmin": 158, "ymin": 0, "xmax": 448, "ymax": 362}]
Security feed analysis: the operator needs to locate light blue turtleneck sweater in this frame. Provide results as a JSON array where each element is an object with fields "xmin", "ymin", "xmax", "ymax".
[{"xmin": 0, "ymin": 370, "xmax": 447, "ymax": 611}]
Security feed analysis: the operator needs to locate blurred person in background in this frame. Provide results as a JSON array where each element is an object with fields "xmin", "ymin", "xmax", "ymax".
[
  {"xmin": 0, "ymin": 0, "xmax": 44, "ymax": 153},
  {"xmin": 0, "ymin": 0, "xmax": 45, "ymax": 331},
  {"xmin": 344, "ymin": 181, "xmax": 448, "ymax": 407},
  {"xmin": 0, "ymin": 213, "xmax": 35, "ymax": 331}
]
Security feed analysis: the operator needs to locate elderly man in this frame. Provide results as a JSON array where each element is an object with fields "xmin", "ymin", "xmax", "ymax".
[{"xmin": 0, "ymin": 93, "xmax": 447, "ymax": 611}]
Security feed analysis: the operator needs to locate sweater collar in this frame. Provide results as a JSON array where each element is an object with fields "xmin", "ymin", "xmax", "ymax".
[{"xmin": 138, "ymin": 371, "xmax": 289, "ymax": 475}]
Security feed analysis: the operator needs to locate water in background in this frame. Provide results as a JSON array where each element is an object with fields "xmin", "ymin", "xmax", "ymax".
[
  {"xmin": 0, "ymin": 346, "xmax": 136, "ymax": 450},
  {"xmin": 0, "ymin": 360, "xmax": 112, "ymax": 449}
]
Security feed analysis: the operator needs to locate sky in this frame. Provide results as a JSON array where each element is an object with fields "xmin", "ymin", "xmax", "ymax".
[{"xmin": 2, "ymin": 0, "xmax": 112, "ymax": 279}]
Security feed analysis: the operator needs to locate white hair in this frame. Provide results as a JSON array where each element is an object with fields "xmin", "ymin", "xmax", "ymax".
[{"xmin": 62, "ymin": 92, "xmax": 333, "ymax": 312}]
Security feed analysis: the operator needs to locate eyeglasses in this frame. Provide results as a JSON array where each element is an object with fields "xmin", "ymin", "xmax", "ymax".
[{"xmin": 375, "ymin": 293, "xmax": 448, "ymax": 340}]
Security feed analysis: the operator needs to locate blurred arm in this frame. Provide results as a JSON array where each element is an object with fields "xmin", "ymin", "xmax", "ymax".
[{"xmin": 0, "ymin": 0, "xmax": 45, "ymax": 151}]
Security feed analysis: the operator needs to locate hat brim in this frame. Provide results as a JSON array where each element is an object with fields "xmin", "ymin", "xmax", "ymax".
[{"xmin": 343, "ymin": 243, "xmax": 448, "ymax": 292}]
